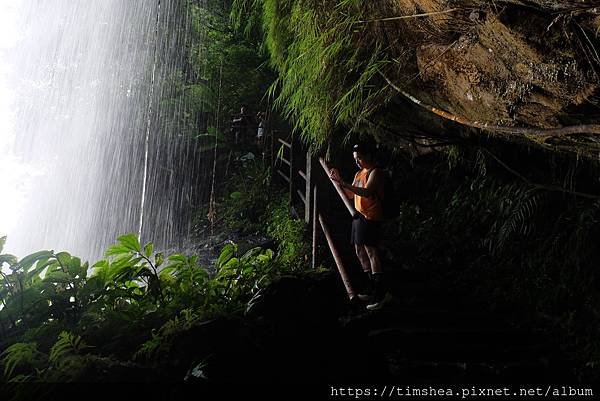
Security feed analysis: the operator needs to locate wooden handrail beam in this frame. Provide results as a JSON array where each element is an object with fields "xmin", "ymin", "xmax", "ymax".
[
  {"xmin": 319, "ymin": 214, "xmax": 355, "ymax": 300},
  {"xmin": 278, "ymin": 138, "xmax": 292, "ymax": 148},
  {"xmin": 318, "ymin": 157, "xmax": 356, "ymax": 217},
  {"xmin": 296, "ymin": 189, "xmax": 306, "ymax": 204},
  {"xmin": 277, "ymin": 169, "xmax": 290, "ymax": 183}
]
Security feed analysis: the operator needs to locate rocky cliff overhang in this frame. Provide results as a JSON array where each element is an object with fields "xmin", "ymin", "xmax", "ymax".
[{"xmin": 371, "ymin": 0, "xmax": 600, "ymax": 156}]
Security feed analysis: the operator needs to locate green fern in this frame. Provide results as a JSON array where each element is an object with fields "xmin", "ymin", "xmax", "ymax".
[
  {"xmin": 1, "ymin": 342, "xmax": 45, "ymax": 380},
  {"xmin": 231, "ymin": 0, "xmax": 392, "ymax": 147},
  {"xmin": 49, "ymin": 331, "xmax": 90, "ymax": 366}
]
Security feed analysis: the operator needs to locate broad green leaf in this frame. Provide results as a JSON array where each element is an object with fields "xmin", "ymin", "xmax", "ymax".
[
  {"xmin": 92, "ymin": 260, "xmax": 109, "ymax": 270},
  {"xmin": 124, "ymin": 280, "xmax": 141, "ymax": 289},
  {"xmin": 256, "ymin": 253, "xmax": 272, "ymax": 263},
  {"xmin": 0, "ymin": 254, "xmax": 18, "ymax": 267},
  {"xmin": 43, "ymin": 271, "xmax": 72, "ymax": 284},
  {"xmin": 229, "ymin": 191, "xmax": 243, "ymax": 200},
  {"xmin": 106, "ymin": 244, "xmax": 131, "ymax": 257},
  {"xmin": 117, "ymin": 234, "xmax": 141, "ymax": 252},
  {"xmin": 80, "ymin": 262, "xmax": 89, "ymax": 279},
  {"xmin": 144, "ymin": 243, "xmax": 154, "ymax": 258},
  {"xmin": 55, "ymin": 252, "xmax": 72, "ymax": 267},
  {"xmin": 81, "ymin": 276, "xmax": 106, "ymax": 297},
  {"xmin": 222, "ymin": 257, "xmax": 239, "ymax": 270},
  {"xmin": 108, "ymin": 254, "xmax": 134, "ymax": 278},
  {"xmin": 155, "ymin": 252, "xmax": 164, "ymax": 268},
  {"xmin": 0, "ymin": 236, "xmax": 6, "ymax": 254},
  {"xmin": 158, "ymin": 265, "xmax": 176, "ymax": 278},
  {"xmin": 66, "ymin": 257, "xmax": 83, "ymax": 276},
  {"xmin": 217, "ymin": 243, "xmax": 236, "ymax": 268},
  {"xmin": 29, "ymin": 258, "xmax": 54, "ymax": 279},
  {"xmin": 168, "ymin": 254, "xmax": 187, "ymax": 263},
  {"xmin": 241, "ymin": 247, "xmax": 262, "ymax": 259},
  {"xmin": 113, "ymin": 257, "xmax": 143, "ymax": 282},
  {"xmin": 15, "ymin": 250, "xmax": 54, "ymax": 271},
  {"xmin": 45, "ymin": 261, "xmax": 62, "ymax": 275}
]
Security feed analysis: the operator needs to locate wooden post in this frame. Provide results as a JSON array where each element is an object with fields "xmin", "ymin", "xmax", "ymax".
[
  {"xmin": 289, "ymin": 133, "xmax": 294, "ymax": 207},
  {"xmin": 304, "ymin": 153, "xmax": 312, "ymax": 224},
  {"xmin": 312, "ymin": 184, "xmax": 318, "ymax": 269},
  {"xmin": 270, "ymin": 129, "xmax": 275, "ymax": 170},
  {"xmin": 319, "ymin": 214, "xmax": 355, "ymax": 299}
]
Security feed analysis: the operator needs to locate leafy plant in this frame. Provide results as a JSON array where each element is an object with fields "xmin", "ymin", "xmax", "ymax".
[
  {"xmin": 1, "ymin": 342, "xmax": 45, "ymax": 381},
  {"xmin": 218, "ymin": 161, "xmax": 275, "ymax": 234},
  {"xmin": 266, "ymin": 198, "xmax": 309, "ymax": 271},
  {"xmin": 48, "ymin": 331, "xmax": 90, "ymax": 367},
  {"xmin": 92, "ymin": 233, "xmax": 167, "ymax": 306},
  {"xmin": 232, "ymin": 0, "xmax": 391, "ymax": 146}
]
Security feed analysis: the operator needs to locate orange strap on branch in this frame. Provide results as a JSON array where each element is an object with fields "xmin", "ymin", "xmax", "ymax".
[{"xmin": 380, "ymin": 72, "xmax": 600, "ymax": 137}]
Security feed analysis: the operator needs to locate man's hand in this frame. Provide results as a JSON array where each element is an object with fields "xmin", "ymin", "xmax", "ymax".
[
  {"xmin": 329, "ymin": 168, "xmax": 343, "ymax": 184},
  {"xmin": 329, "ymin": 167, "xmax": 355, "ymax": 199}
]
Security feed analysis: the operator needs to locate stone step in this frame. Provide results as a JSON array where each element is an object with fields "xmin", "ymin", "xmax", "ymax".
[
  {"xmin": 342, "ymin": 301, "xmax": 521, "ymax": 335},
  {"xmin": 385, "ymin": 357, "xmax": 571, "ymax": 383},
  {"xmin": 367, "ymin": 327, "xmax": 552, "ymax": 362}
]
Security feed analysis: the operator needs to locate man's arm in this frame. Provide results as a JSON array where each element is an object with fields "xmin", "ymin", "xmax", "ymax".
[{"xmin": 339, "ymin": 168, "xmax": 382, "ymax": 198}]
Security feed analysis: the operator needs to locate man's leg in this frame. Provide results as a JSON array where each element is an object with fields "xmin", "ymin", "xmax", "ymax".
[
  {"xmin": 354, "ymin": 244, "xmax": 370, "ymax": 273},
  {"xmin": 364, "ymin": 245, "xmax": 381, "ymax": 274},
  {"xmin": 364, "ymin": 245, "xmax": 390, "ymax": 309},
  {"xmin": 355, "ymin": 244, "xmax": 373, "ymax": 299}
]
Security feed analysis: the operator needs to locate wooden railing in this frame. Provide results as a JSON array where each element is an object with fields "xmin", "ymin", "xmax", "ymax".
[{"xmin": 271, "ymin": 131, "xmax": 357, "ymax": 300}]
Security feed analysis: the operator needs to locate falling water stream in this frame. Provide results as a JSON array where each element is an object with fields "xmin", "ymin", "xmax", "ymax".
[{"xmin": 0, "ymin": 0, "xmax": 208, "ymax": 261}]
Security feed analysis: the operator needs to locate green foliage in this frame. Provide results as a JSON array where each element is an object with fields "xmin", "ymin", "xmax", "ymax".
[
  {"xmin": 48, "ymin": 331, "xmax": 90, "ymax": 366},
  {"xmin": 184, "ymin": 1, "xmax": 274, "ymax": 133},
  {"xmin": 266, "ymin": 198, "xmax": 309, "ymax": 271},
  {"xmin": 219, "ymin": 160, "xmax": 274, "ymax": 234},
  {"xmin": 0, "ymin": 213, "xmax": 310, "ymax": 381},
  {"xmin": 389, "ymin": 152, "xmax": 600, "ymax": 369},
  {"xmin": 134, "ymin": 243, "xmax": 280, "ymax": 365},
  {"xmin": 214, "ymin": 244, "xmax": 275, "ymax": 301},
  {"xmin": 133, "ymin": 307, "xmax": 203, "ymax": 363},
  {"xmin": 1, "ymin": 342, "xmax": 45, "ymax": 381},
  {"xmin": 231, "ymin": 0, "xmax": 390, "ymax": 147}
]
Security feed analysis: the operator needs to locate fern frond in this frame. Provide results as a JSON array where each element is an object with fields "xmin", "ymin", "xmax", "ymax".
[
  {"xmin": 49, "ymin": 332, "xmax": 90, "ymax": 366},
  {"xmin": 1, "ymin": 342, "xmax": 44, "ymax": 379}
]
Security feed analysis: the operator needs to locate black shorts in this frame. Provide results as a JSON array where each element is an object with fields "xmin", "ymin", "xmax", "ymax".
[{"xmin": 351, "ymin": 213, "xmax": 382, "ymax": 246}]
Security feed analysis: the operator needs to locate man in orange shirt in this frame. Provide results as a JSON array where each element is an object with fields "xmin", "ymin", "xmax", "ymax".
[{"xmin": 329, "ymin": 143, "xmax": 391, "ymax": 310}]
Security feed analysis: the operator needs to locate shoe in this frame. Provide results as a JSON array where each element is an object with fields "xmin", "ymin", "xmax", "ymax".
[
  {"xmin": 357, "ymin": 293, "xmax": 373, "ymax": 302},
  {"xmin": 349, "ymin": 295, "xmax": 361, "ymax": 306},
  {"xmin": 366, "ymin": 292, "xmax": 392, "ymax": 311}
]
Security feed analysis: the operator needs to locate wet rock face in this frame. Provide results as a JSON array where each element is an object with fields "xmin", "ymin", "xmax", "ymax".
[
  {"xmin": 381, "ymin": 0, "xmax": 599, "ymax": 129},
  {"xmin": 416, "ymin": 14, "xmax": 597, "ymax": 128}
]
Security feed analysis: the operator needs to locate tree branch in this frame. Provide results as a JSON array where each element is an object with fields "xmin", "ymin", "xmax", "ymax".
[{"xmin": 380, "ymin": 71, "xmax": 600, "ymax": 138}]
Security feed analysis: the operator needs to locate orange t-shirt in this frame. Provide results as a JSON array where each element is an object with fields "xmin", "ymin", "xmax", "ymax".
[{"xmin": 353, "ymin": 168, "xmax": 383, "ymax": 221}]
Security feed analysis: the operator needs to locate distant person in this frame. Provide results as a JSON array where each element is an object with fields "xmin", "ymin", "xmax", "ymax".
[
  {"xmin": 231, "ymin": 104, "xmax": 255, "ymax": 145},
  {"xmin": 328, "ymin": 142, "xmax": 391, "ymax": 310},
  {"xmin": 255, "ymin": 111, "xmax": 267, "ymax": 147}
]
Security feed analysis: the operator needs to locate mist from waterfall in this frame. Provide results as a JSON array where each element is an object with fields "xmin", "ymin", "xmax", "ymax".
[{"xmin": 0, "ymin": 0, "xmax": 209, "ymax": 261}]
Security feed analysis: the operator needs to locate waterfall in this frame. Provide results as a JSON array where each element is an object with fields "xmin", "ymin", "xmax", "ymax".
[{"xmin": 0, "ymin": 0, "xmax": 208, "ymax": 261}]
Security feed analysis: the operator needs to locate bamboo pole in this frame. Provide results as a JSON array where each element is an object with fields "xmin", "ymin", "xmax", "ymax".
[
  {"xmin": 312, "ymin": 185, "xmax": 318, "ymax": 269},
  {"xmin": 318, "ymin": 157, "xmax": 356, "ymax": 217},
  {"xmin": 304, "ymin": 155, "xmax": 312, "ymax": 224},
  {"xmin": 318, "ymin": 214, "xmax": 355, "ymax": 299}
]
